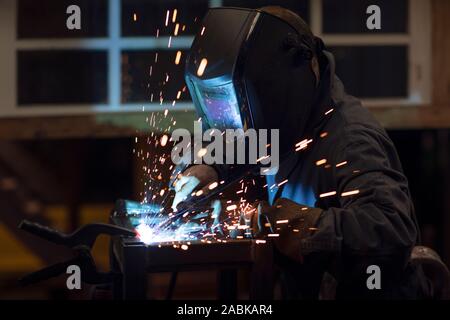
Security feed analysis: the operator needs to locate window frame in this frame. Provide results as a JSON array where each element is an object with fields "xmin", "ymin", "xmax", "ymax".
[
  {"xmin": 311, "ymin": 0, "xmax": 431, "ymax": 107},
  {"xmin": 0, "ymin": 0, "xmax": 431, "ymax": 118}
]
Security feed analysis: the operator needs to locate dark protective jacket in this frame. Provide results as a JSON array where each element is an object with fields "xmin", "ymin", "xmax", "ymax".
[{"xmin": 263, "ymin": 51, "xmax": 429, "ymax": 299}]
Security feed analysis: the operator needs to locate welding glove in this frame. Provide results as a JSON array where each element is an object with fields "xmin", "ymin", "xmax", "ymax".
[
  {"xmin": 171, "ymin": 164, "xmax": 219, "ymax": 211},
  {"xmin": 248, "ymin": 198, "xmax": 323, "ymax": 263}
]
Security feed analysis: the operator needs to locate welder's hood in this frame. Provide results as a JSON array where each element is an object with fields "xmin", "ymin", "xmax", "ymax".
[{"xmin": 185, "ymin": 7, "xmax": 321, "ymax": 154}]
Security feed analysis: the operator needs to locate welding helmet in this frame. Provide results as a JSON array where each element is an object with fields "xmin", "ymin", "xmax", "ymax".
[{"xmin": 185, "ymin": 6, "xmax": 321, "ymax": 155}]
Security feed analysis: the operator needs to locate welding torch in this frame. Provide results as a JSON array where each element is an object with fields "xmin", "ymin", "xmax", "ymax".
[{"xmin": 158, "ymin": 166, "xmax": 254, "ymax": 231}]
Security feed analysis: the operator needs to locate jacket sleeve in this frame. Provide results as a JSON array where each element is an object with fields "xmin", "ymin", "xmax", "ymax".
[{"xmin": 302, "ymin": 125, "xmax": 418, "ymax": 269}]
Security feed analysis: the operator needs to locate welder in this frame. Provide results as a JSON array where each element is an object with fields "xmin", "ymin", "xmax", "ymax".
[{"xmin": 171, "ymin": 6, "xmax": 433, "ymax": 299}]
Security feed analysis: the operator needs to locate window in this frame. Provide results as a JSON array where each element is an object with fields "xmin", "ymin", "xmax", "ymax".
[
  {"xmin": 0, "ymin": 0, "xmax": 431, "ymax": 117},
  {"xmin": 18, "ymin": 50, "xmax": 108, "ymax": 105},
  {"xmin": 314, "ymin": 0, "xmax": 431, "ymax": 106},
  {"xmin": 121, "ymin": 49, "xmax": 190, "ymax": 103}
]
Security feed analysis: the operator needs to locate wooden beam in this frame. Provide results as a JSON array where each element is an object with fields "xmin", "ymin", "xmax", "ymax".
[
  {"xmin": 369, "ymin": 106, "xmax": 450, "ymax": 129},
  {"xmin": 0, "ymin": 111, "xmax": 197, "ymax": 140},
  {"xmin": 2, "ymin": 106, "xmax": 450, "ymax": 140}
]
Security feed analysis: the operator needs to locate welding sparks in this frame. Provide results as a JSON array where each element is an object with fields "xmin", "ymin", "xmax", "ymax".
[
  {"xmin": 268, "ymin": 234, "xmax": 280, "ymax": 238},
  {"xmin": 165, "ymin": 10, "xmax": 170, "ymax": 26},
  {"xmin": 134, "ymin": 11, "xmax": 315, "ymax": 247},
  {"xmin": 197, "ymin": 58, "xmax": 208, "ymax": 76},
  {"xmin": 278, "ymin": 179, "xmax": 288, "ymax": 187},
  {"xmin": 160, "ymin": 134, "xmax": 168, "ymax": 146},
  {"xmin": 208, "ymin": 182, "xmax": 218, "ymax": 190},
  {"xmin": 295, "ymin": 139, "xmax": 313, "ymax": 151},
  {"xmin": 325, "ymin": 108, "xmax": 334, "ymax": 115},
  {"xmin": 336, "ymin": 161, "xmax": 347, "ymax": 168},
  {"xmin": 175, "ymin": 51, "xmax": 182, "ymax": 65},
  {"xmin": 341, "ymin": 189, "xmax": 360, "ymax": 197},
  {"xmin": 316, "ymin": 159, "xmax": 327, "ymax": 166},
  {"xmin": 197, "ymin": 148, "xmax": 207, "ymax": 158},
  {"xmin": 172, "ymin": 9, "xmax": 178, "ymax": 23},
  {"xmin": 319, "ymin": 191, "xmax": 337, "ymax": 198}
]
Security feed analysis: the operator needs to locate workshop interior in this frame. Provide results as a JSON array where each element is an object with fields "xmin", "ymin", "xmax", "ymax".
[{"xmin": 0, "ymin": 0, "xmax": 450, "ymax": 301}]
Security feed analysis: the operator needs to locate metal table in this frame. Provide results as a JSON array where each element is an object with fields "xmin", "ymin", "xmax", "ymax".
[{"xmin": 109, "ymin": 216, "xmax": 274, "ymax": 300}]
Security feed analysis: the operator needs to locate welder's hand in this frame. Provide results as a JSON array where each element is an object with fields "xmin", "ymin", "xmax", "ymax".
[
  {"xmin": 249, "ymin": 198, "xmax": 323, "ymax": 263},
  {"xmin": 171, "ymin": 165, "xmax": 219, "ymax": 211},
  {"xmin": 210, "ymin": 199, "xmax": 225, "ymax": 236},
  {"xmin": 171, "ymin": 199, "xmax": 225, "ymax": 237}
]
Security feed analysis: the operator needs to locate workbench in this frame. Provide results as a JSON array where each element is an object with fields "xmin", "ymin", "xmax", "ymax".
[{"xmin": 109, "ymin": 215, "xmax": 275, "ymax": 300}]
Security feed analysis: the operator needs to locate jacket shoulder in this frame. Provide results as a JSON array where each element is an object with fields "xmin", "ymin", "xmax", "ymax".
[{"xmin": 330, "ymin": 76, "xmax": 388, "ymax": 138}]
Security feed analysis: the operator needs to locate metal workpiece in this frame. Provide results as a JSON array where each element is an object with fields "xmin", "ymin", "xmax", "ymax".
[
  {"xmin": 17, "ymin": 200, "xmax": 275, "ymax": 299},
  {"xmin": 110, "ymin": 211, "xmax": 274, "ymax": 300}
]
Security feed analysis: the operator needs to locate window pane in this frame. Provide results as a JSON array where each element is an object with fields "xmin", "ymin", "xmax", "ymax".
[
  {"xmin": 329, "ymin": 46, "xmax": 408, "ymax": 98},
  {"xmin": 17, "ymin": 0, "xmax": 108, "ymax": 38},
  {"xmin": 18, "ymin": 50, "xmax": 108, "ymax": 105},
  {"xmin": 223, "ymin": 0, "xmax": 310, "ymax": 23},
  {"xmin": 121, "ymin": 0, "xmax": 209, "ymax": 37},
  {"xmin": 322, "ymin": 0, "xmax": 408, "ymax": 34},
  {"xmin": 121, "ymin": 50, "xmax": 189, "ymax": 103}
]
